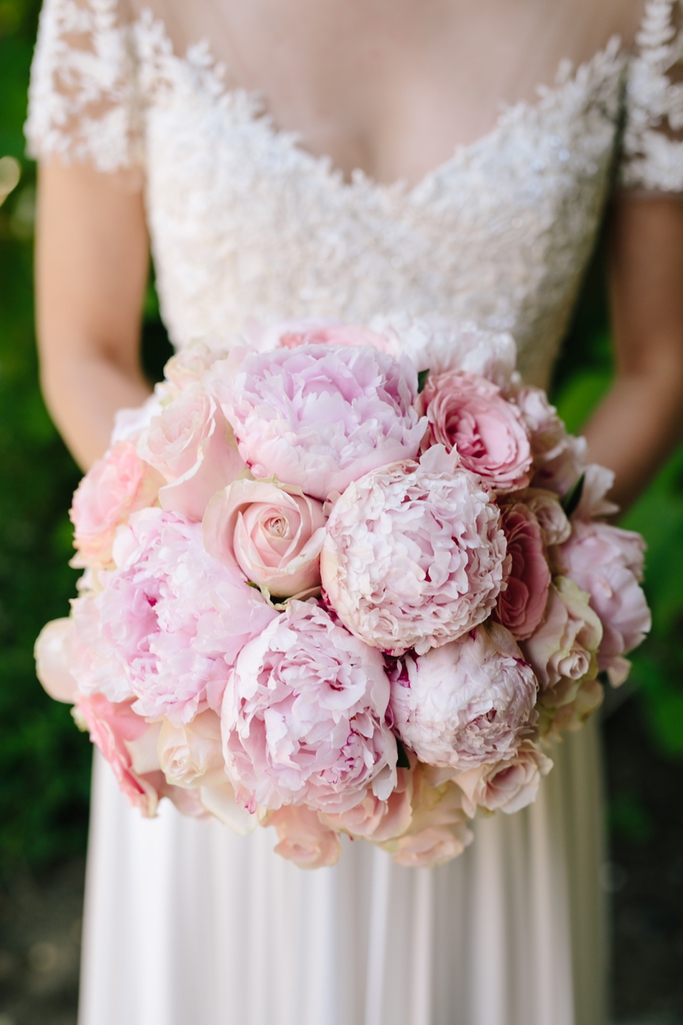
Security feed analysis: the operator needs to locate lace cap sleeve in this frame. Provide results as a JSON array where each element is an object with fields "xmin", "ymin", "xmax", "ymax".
[
  {"xmin": 621, "ymin": 0, "xmax": 683, "ymax": 192},
  {"xmin": 25, "ymin": 0, "xmax": 143, "ymax": 175}
]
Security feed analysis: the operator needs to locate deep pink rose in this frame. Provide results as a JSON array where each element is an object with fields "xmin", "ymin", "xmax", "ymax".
[
  {"xmin": 419, "ymin": 371, "xmax": 532, "ymax": 492},
  {"xmin": 70, "ymin": 442, "xmax": 162, "ymax": 568},
  {"xmin": 493, "ymin": 502, "xmax": 551, "ymax": 640},
  {"xmin": 560, "ymin": 521, "xmax": 650, "ymax": 685},
  {"xmin": 267, "ymin": 806, "xmax": 342, "ymax": 869},
  {"xmin": 321, "ymin": 447, "xmax": 508, "ymax": 656},
  {"xmin": 74, "ymin": 693, "xmax": 162, "ymax": 817},
  {"xmin": 203, "ymin": 479, "xmax": 326, "ymax": 597},
  {"xmin": 211, "ymin": 344, "xmax": 425, "ymax": 501},
  {"xmin": 221, "ymin": 600, "xmax": 398, "ymax": 814}
]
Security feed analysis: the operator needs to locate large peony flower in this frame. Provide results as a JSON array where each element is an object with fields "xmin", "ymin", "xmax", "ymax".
[
  {"xmin": 138, "ymin": 384, "xmax": 246, "ymax": 522},
  {"xmin": 560, "ymin": 521, "xmax": 650, "ymax": 685},
  {"xmin": 267, "ymin": 806, "xmax": 342, "ymax": 869},
  {"xmin": 390, "ymin": 623, "xmax": 538, "ymax": 771},
  {"xmin": 204, "ymin": 479, "xmax": 326, "ymax": 597},
  {"xmin": 70, "ymin": 508, "xmax": 277, "ymax": 723},
  {"xmin": 419, "ymin": 371, "xmax": 532, "ymax": 492},
  {"xmin": 453, "ymin": 740, "xmax": 553, "ymax": 817},
  {"xmin": 493, "ymin": 502, "xmax": 551, "ymax": 640},
  {"xmin": 321, "ymin": 446, "xmax": 508, "ymax": 656},
  {"xmin": 70, "ymin": 442, "xmax": 163, "ymax": 568},
  {"xmin": 522, "ymin": 577, "xmax": 602, "ymax": 707},
  {"xmin": 211, "ymin": 344, "xmax": 425, "ymax": 501},
  {"xmin": 221, "ymin": 600, "xmax": 398, "ymax": 814}
]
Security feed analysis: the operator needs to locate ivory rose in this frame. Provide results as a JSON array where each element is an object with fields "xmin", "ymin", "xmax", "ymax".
[
  {"xmin": 138, "ymin": 384, "xmax": 246, "ymax": 521},
  {"xmin": 390, "ymin": 623, "xmax": 538, "ymax": 771},
  {"xmin": 560, "ymin": 521, "xmax": 651, "ymax": 686},
  {"xmin": 34, "ymin": 617, "xmax": 79, "ymax": 704},
  {"xmin": 267, "ymin": 806, "xmax": 342, "ymax": 869},
  {"xmin": 221, "ymin": 600, "xmax": 398, "ymax": 814},
  {"xmin": 522, "ymin": 577, "xmax": 603, "ymax": 707},
  {"xmin": 158, "ymin": 710, "xmax": 226, "ymax": 789},
  {"xmin": 203, "ymin": 479, "xmax": 326, "ymax": 597},
  {"xmin": 211, "ymin": 344, "xmax": 425, "ymax": 500},
  {"xmin": 321, "ymin": 446, "xmax": 508, "ymax": 656},
  {"xmin": 419, "ymin": 370, "xmax": 533, "ymax": 492},
  {"xmin": 454, "ymin": 741, "xmax": 553, "ymax": 817},
  {"xmin": 70, "ymin": 442, "xmax": 163, "ymax": 568},
  {"xmin": 494, "ymin": 502, "xmax": 551, "ymax": 640}
]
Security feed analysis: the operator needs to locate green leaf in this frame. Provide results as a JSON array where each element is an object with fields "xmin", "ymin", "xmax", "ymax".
[
  {"xmin": 417, "ymin": 369, "xmax": 430, "ymax": 394},
  {"xmin": 561, "ymin": 473, "xmax": 585, "ymax": 518}
]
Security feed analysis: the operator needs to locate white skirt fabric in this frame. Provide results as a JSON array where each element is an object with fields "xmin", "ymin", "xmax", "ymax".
[{"xmin": 78, "ymin": 719, "xmax": 607, "ymax": 1025}]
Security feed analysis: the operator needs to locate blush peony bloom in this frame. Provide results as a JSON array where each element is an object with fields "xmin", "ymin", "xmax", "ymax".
[
  {"xmin": 158, "ymin": 710, "xmax": 227, "ymax": 789},
  {"xmin": 211, "ymin": 344, "xmax": 425, "ymax": 501},
  {"xmin": 70, "ymin": 442, "xmax": 163, "ymax": 568},
  {"xmin": 321, "ymin": 446, "xmax": 508, "ymax": 656},
  {"xmin": 514, "ymin": 386, "xmax": 587, "ymax": 497},
  {"xmin": 493, "ymin": 502, "xmax": 551, "ymax": 640},
  {"xmin": 390, "ymin": 623, "xmax": 538, "ymax": 771},
  {"xmin": 322, "ymin": 764, "xmax": 414, "ymax": 843},
  {"xmin": 419, "ymin": 371, "xmax": 533, "ymax": 492},
  {"xmin": 560, "ymin": 521, "xmax": 651, "ymax": 685},
  {"xmin": 70, "ymin": 509, "xmax": 277, "ymax": 724},
  {"xmin": 453, "ymin": 740, "xmax": 553, "ymax": 817},
  {"xmin": 203, "ymin": 479, "xmax": 326, "ymax": 597},
  {"xmin": 221, "ymin": 600, "xmax": 398, "ymax": 814},
  {"xmin": 243, "ymin": 317, "xmax": 395, "ymax": 355},
  {"xmin": 138, "ymin": 384, "xmax": 247, "ymax": 522},
  {"xmin": 74, "ymin": 693, "xmax": 162, "ymax": 817},
  {"xmin": 522, "ymin": 577, "xmax": 603, "ymax": 707},
  {"xmin": 267, "ymin": 806, "xmax": 342, "ymax": 868}
]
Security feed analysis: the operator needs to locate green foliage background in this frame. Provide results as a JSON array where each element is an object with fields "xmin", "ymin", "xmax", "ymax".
[{"xmin": 0, "ymin": 0, "xmax": 682, "ymax": 873}]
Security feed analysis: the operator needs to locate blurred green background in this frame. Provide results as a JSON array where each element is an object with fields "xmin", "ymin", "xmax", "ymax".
[{"xmin": 0, "ymin": 0, "xmax": 683, "ymax": 1016}]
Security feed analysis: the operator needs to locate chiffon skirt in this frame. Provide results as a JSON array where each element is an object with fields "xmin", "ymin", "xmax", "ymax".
[{"xmin": 78, "ymin": 718, "xmax": 607, "ymax": 1025}]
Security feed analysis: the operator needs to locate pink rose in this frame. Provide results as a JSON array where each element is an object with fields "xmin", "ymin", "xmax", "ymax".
[
  {"xmin": 454, "ymin": 740, "xmax": 553, "ymax": 817},
  {"xmin": 323, "ymin": 764, "xmax": 414, "ymax": 843},
  {"xmin": 203, "ymin": 479, "xmax": 326, "ymax": 598},
  {"xmin": 380, "ymin": 767, "xmax": 473, "ymax": 868},
  {"xmin": 390, "ymin": 623, "xmax": 538, "ymax": 771},
  {"xmin": 74, "ymin": 693, "xmax": 162, "ymax": 817},
  {"xmin": 419, "ymin": 371, "xmax": 533, "ymax": 492},
  {"xmin": 138, "ymin": 384, "xmax": 246, "ymax": 521},
  {"xmin": 514, "ymin": 488, "xmax": 571, "ymax": 547},
  {"xmin": 522, "ymin": 577, "xmax": 603, "ymax": 707},
  {"xmin": 163, "ymin": 340, "xmax": 227, "ymax": 392},
  {"xmin": 34, "ymin": 618, "xmax": 79, "ymax": 703},
  {"xmin": 70, "ymin": 509, "xmax": 277, "ymax": 723},
  {"xmin": 158, "ymin": 710, "xmax": 226, "ymax": 789},
  {"xmin": 221, "ymin": 600, "xmax": 398, "ymax": 814},
  {"xmin": 493, "ymin": 502, "xmax": 551, "ymax": 640},
  {"xmin": 70, "ymin": 442, "xmax": 163, "ymax": 568},
  {"xmin": 560, "ymin": 521, "xmax": 650, "ymax": 685},
  {"xmin": 321, "ymin": 446, "xmax": 508, "ymax": 656},
  {"xmin": 267, "ymin": 806, "xmax": 342, "ymax": 869},
  {"xmin": 211, "ymin": 344, "xmax": 425, "ymax": 501}
]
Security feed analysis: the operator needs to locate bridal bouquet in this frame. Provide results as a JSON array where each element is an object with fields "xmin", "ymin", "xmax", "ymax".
[{"xmin": 35, "ymin": 316, "xmax": 651, "ymax": 869}]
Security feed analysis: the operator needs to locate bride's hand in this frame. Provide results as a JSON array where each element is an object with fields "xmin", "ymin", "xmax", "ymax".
[
  {"xmin": 583, "ymin": 194, "xmax": 683, "ymax": 512},
  {"xmin": 36, "ymin": 159, "xmax": 151, "ymax": 471}
]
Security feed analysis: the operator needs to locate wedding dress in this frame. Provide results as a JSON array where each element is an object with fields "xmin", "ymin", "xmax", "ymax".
[{"xmin": 25, "ymin": 2, "xmax": 683, "ymax": 1023}]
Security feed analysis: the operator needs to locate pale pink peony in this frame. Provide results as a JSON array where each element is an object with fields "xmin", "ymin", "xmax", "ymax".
[
  {"xmin": 323, "ymin": 764, "xmax": 414, "ymax": 843},
  {"xmin": 158, "ymin": 710, "xmax": 227, "ymax": 789},
  {"xmin": 522, "ymin": 577, "xmax": 603, "ymax": 707},
  {"xmin": 203, "ymin": 479, "xmax": 326, "ymax": 597},
  {"xmin": 221, "ymin": 600, "xmax": 398, "ymax": 814},
  {"xmin": 454, "ymin": 740, "xmax": 553, "ymax": 817},
  {"xmin": 163, "ymin": 339, "xmax": 227, "ymax": 392},
  {"xmin": 390, "ymin": 623, "xmax": 538, "ymax": 771},
  {"xmin": 243, "ymin": 317, "xmax": 395, "ymax": 356},
  {"xmin": 211, "ymin": 344, "xmax": 425, "ymax": 501},
  {"xmin": 515, "ymin": 386, "xmax": 587, "ymax": 497},
  {"xmin": 267, "ymin": 806, "xmax": 342, "ymax": 868},
  {"xmin": 69, "ymin": 508, "xmax": 277, "ymax": 723},
  {"xmin": 493, "ymin": 502, "xmax": 551, "ymax": 640},
  {"xmin": 321, "ymin": 446, "xmax": 508, "ymax": 656},
  {"xmin": 34, "ymin": 618, "xmax": 79, "ymax": 703},
  {"xmin": 74, "ymin": 693, "xmax": 162, "ymax": 817},
  {"xmin": 560, "ymin": 521, "xmax": 650, "ymax": 685},
  {"xmin": 138, "ymin": 384, "xmax": 246, "ymax": 521},
  {"xmin": 419, "ymin": 371, "xmax": 533, "ymax": 492},
  {"xmin": 70, "ymin": 442, "xmax": 163, "ymax": 568},
  {"xmin": 380, "ymin": 767, "xmax": 473, "ymax": 868}
]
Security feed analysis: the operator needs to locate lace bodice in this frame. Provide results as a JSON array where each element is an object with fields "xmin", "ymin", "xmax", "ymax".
[{"xmin": 25, "ymin": 1, "xmax": 683, "ymax": 387}]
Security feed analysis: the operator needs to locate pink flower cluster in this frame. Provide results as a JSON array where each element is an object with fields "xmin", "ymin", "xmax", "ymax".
[{"xmin": 35, "ymin": 317, "xmax": 650, "ymax": 868}]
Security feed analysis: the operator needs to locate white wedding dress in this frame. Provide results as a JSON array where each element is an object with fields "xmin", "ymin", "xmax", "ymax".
[{"xmin": 26, "ymin": 2, "xmax": 683, "ymax": 1023}]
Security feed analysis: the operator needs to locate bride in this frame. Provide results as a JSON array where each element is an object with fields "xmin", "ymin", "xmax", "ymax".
[{"xmin": 27, "ymin": 0, "xmax": 683, "ymax": 1022}]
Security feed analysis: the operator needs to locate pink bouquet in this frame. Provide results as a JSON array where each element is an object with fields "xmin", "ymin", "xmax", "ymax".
[{"xmin": 35, "ymin": 317, "xmax": 651, "ymax": 869}]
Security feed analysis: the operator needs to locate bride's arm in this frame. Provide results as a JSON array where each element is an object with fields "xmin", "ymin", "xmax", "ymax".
[
  {"xmin": 36, "ymin": 160, "xmax": 151, "ymax": 471},
  {"xmin": 582, "ymin": 195, "xmax": 683, "ymax": 512}
]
